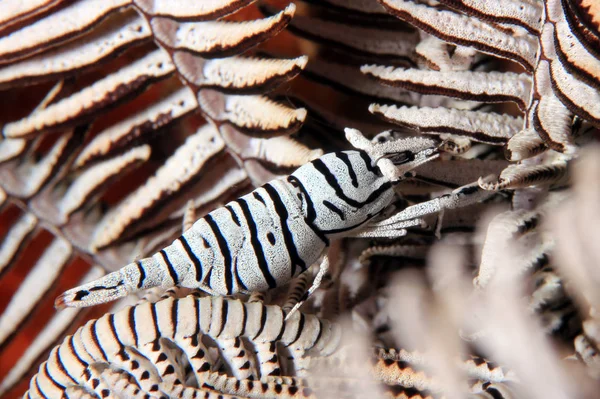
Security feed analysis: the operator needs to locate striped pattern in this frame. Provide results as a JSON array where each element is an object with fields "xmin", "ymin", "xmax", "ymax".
[
  {"xmin": 27, "ymin": 295, "xmax": 340, "ymax": 398},
  {"xmin": 28, "ymin": 293, "xmax": 516, "ymax": 399},
  {"xmin": 55, "ymin": 149, "xmax": 400, "ymax": 308},
  {"xmin": 290, "ymin": 151, "xmax": 394, "ymax": 237}
]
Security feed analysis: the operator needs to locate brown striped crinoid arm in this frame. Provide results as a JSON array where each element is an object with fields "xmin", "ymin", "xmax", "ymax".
[
  {"xmin": 436, "ymin": 0, "xmax": 544, "ymax": 35},
  {"xmin": 356, "ymin": 0, "xmax": 541, "ymax": 176},
  {"xmin": 377, "ymin": 0, "xmax": 539, "ymax": 71},
  {"xmin": 150, "ymin": 6, "xmax": 295, "ymax": 58},
  {"xmin": 3, "ymin": 50, "xmax": 175, "ymax": 140},
  {"xmin": 369, "ymin": 104, "xmax": 523, "ymax": 146},
  {"xmin": 0, "ymin": 10, "xmax": 152, "ymax": 90},
  {"xmin": 71, "ymin": 87, "xmax": 196, "ymax": 169},
  {"xmin": 524, "ymin": 60, "xmax": 576, "ymax": 155},
  {"xmin": 558, "ymin": 0, "xmax": 600, "ymax": 63},
  {"xmin": 267, "ymin": 0, "xmax": 496, "ymax": 203},
  {"xmin": 309, "ymin": 344, "xmax": 519, "ymax": 398},
  {"xmin": 540, "ymin": 18, "xmax": 600, "ymax": 128},
  {"xmin": 197, "ymin": 89, "xmax": 308, "ymax": 138},
  {"xmin": 361, "ymin": 66, "xmax": 532, "ymax": 110},
  {"xmin": 546, "ymin": 1, "xmax": 600, "ymax": 90},
  {"xmin": 504, "ymin": 128, "xmax": 547, "ymax": 162},
  {"xmin": 136, "ymin": 2, "xmax": 316, "ymax": 177},
  {"xmin": 478, "ymin": 161, "xmax": 569, "ymax": 191},
  {"xmin": 0, "ymin": 0, "xmax": 132, "ymax": 65},
  {"xmin": 0, "ymin": 198, "xmax": 130, "ymax": 397},
  {"xmin": 0, "ymin": 209, "xmax": 37, "ymax": 280},
  {"xmin": 359, "ymin": 242, "xmax": 430, "ymax": 266},
  {"xmin": 57, "ymin": 145, "xmax": 152, "ymax": 221},
  {"xmin": 26, "ymin": 295, "xmax": 341, "ymax": 398},
  {"xmin": 0, "ymin": 0, "xmax": 70, "ymax": 37},
  {"xmin": 175, "ymin": 54, "xmax": 308, "ymax": 95}
]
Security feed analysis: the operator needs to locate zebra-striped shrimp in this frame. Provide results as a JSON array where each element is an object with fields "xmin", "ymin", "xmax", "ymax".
[{"xmin": 55, "ymin": 129, "xmax": 483, "ymax": 314}]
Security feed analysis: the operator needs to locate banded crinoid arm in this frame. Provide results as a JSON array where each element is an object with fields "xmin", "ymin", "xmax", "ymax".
[
  {"xmin": 0, "ymin": 0, "xmax": 318, "ymax": 395},
  {"xmin": 378, "ymin": 0, "xmax": 540, "ymax": 71},
  {"xmin": 304, "ymin": 340, "xmax": 518, "ymax": 398},
  {"xmin": 26, "ymin": 295, "xmax": 341, "ymax": 399}
]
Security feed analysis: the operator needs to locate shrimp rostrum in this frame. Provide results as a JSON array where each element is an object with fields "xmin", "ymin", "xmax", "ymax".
[{"xmin": 55, "ymin": 129, "xmax": 485, "ymax": 312}]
